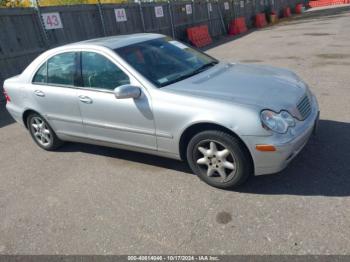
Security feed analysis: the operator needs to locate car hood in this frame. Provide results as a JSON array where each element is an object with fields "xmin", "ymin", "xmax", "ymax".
[{"xmin": 164, "ymin": 62, "xmax": 308, "ymax": 115}]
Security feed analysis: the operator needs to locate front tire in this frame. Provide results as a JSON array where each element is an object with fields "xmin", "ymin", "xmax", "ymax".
[
  {"xmin": 27, "ymin": 113, "xmax": 63, "ymax": 151},
  {"xmin": 186, "ymin": 130, "xmax": 252, "ymax": 189}
]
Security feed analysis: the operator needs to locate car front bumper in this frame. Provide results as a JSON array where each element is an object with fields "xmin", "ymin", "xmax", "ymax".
[{"xmin": 243, "ymin": 94, "xmax": 319, "ymax": 176}]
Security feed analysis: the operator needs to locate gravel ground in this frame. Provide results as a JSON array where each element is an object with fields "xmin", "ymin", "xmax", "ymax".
[{"xmin": 0, "ymin": 5, "xmax": 350, "ymax": 255}]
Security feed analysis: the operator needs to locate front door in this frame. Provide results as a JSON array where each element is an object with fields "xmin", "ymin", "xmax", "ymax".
[{"xmin": 76, "ymin": 51, "xmax": 156, "ymax": 151}]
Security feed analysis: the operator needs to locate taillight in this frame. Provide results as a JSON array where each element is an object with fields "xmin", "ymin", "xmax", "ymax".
[{"xmin": 3, "ymin": 89, "xmax": 11, "ymax": 103}]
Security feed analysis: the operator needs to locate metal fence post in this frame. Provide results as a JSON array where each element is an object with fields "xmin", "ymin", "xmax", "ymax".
[
  {"xmin": 207, "ymin": 0, "xmax": 211, "ymax": 24},
  {"xmin": 138, "ymin": 1, "xmax": 146, "ymax": 32},
  {"xmin": 231, "ymin": 0, "xmax": 235, "ymax": 20},
  {"xmin": 192, "ymin": 0, "xmax": 195, "ymax": 26},
  {"xmin": 34, "ymin": 0, "xmax": 50, "ymax": 47},
  {"xmin": 217, "ymin": 0, "xmax": 228, "ymax": 34},
  {"xmin": 207, "ymin": 0, "xmax": 212, "ymax": 36},
  {"xmin": 232, "ymin": 0, "xmax": 236, "ymax": 18},
  {"xmin": 97, "ymin": 0, "xmax": 107, "ymax": 36},
  {"xmin": 168, "ymin": 1, "xmax": 176, "ymax": 39}
]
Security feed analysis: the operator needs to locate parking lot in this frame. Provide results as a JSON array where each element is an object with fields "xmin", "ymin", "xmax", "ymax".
[{"xmin": 1, "ymin": 5, "xmax": 350, "ymax": 255}]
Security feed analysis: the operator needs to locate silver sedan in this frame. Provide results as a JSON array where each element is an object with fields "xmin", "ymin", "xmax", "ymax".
[{"xmin": 4, "ymin": 33, "xmax": 319, "ymax": 188}]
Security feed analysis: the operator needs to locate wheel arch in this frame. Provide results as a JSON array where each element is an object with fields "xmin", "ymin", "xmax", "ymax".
[
  {"xmin": 178, "ymin": 122, "xmax": 254, "ymax": 170},
  {"xmin": 22, "ymin": 109, "xmax": 41, "ymax": 129}
]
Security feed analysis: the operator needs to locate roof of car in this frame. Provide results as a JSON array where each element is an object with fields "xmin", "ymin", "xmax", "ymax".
[{"xmin": 65, "ymin": 33, "xmax": 165, "ymax": 49}]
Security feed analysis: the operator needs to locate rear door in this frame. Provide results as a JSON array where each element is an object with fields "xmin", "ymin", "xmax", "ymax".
[{"xmin": 29, "ymin": 52, "xmax": 85, "ymax": 138}]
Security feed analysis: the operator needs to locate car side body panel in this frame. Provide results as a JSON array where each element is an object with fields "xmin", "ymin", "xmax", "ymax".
[
  {"xmin": 149, "ymin": 87, "xmax": 264, "ymax": 157},
  {"xmin": 29, "ymin": 84, "xmax": 85, "ymax": 138}
]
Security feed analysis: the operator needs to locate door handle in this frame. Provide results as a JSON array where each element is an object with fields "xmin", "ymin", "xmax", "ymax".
[
  {"xmin": 78, "ymin": 95, "xmax": 93, "ymax": 104},
  {"xmin": 34, "ymin": 90, "xmax": 45, "ymax": 97}
]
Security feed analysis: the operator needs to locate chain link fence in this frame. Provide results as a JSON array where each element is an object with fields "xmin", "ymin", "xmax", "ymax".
[{"xmin": 0, "ymin": 0, "xmax": 307, "ymax": 101}]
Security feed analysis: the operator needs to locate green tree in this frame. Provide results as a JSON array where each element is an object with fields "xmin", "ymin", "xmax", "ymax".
[{"xmin": 0, "ymin": 0, "xmax": 32, "ymax": 7}]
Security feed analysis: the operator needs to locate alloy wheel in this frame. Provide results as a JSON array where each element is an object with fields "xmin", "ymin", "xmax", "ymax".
[
  {"xmin": 30, "ymin": 116, "xmax": 52, "ymax": 147},
  {"xmin": 195, "ymin": 140, "xmax": 237, "ymax": 183}
]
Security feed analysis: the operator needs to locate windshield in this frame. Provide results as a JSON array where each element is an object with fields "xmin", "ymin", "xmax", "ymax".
[{"xmin": 114, "ymin": 37, "xmax": 218, "ymax": 87}]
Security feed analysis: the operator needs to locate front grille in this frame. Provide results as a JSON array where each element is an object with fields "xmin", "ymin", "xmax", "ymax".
[{"xmin": 297, "ymin": 95, "xmax": 312, "ymax": 120}]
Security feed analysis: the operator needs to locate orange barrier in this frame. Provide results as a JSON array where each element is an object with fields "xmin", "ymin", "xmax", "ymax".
[
  {"xmin": 283, "ymin": 7, "xmax": 292, "ymax": 17},
  {"xmin": 309, "ymin": 0, "xmax": 349, "ymax": 6},
  {"xmin": 269, "ymin": 11, "xmax": 278, "ymax": 23},
  {"xmin": 187, "ymin": 25, "xmax": 212, "ymax": 48},
  {"xmin": 295, "ymin": 4, "xmax": 303, "ymax": 14},
  {"xmin": 228, "ymin": 17, "xmax": 248, "ymax": 35},
  {"xmin": 269, "ymin": 14, "xmax": 278, "ymax": 23},
  {"xmin": 187, "ymin": 27, "xmax": 196, "ymax": 44},
  {"xmin": 255, "ymin": 13, "xmax": 267, "ymax": 28}
]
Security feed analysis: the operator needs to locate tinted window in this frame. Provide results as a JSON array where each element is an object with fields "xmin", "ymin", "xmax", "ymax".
[
  {"xmin": 115, "ymin": 37, "xmax": 217, "ymax": 87},
  {"xmin": 47, "ymin": 52, "xmax": 76, "ymax": 86},
  {"xmin": 81, "ymin": 52, "xmax": 130, "ymax": 90},
  {"xmin": 33, "ymin": 62, "xmax": 47, "ymax": 84}
]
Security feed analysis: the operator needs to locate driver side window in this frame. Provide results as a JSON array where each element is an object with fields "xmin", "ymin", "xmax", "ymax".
[{"xmin": 81, "ymin": 52, "xmax": 130, "ymax": 91}]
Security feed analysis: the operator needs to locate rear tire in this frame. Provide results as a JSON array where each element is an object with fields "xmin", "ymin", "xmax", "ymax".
[
  {"xmin": 186, "ymin": 130, "xmax": 252, "ymax": 189},
  {"xmin": 27, "ymin": 113, "xmax": 63, "ymax": 151}
]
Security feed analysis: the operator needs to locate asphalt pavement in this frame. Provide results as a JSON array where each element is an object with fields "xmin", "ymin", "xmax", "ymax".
[{"xmin": 0, "ymin": 5, "xmax": 350, "ymax": 255}]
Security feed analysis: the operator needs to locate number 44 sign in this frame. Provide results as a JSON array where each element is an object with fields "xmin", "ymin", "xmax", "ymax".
[
  {"xmin": 42, "ymin": 12, "xmax": 63, "ymax": 30},
  {"xmin": 115, "ymin": 8, "xmax": 127, "ymax": 22}
]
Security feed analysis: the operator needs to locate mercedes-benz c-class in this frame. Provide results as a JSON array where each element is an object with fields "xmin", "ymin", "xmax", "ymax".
[{"xmin": 4, "ymin": 33, "xmax": 319, "ymax": 188}]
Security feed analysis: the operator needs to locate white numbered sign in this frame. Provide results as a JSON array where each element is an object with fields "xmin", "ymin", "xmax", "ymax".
[
  {"xmin": 240, "ymin": 0, "xmax": 245, "ymax": 7},
  {"xmin": 115, "ymin": 8, "xmax": 127, "ymax": 22},
  {"xmin": 42, "ymin": 12, "xmax": 63, "ymax": 30},
  {"xmin": 154, "ymin": 6, "xmax": 164, "ymax": 18},
  {"xmin": 185, "ymin": 4, "xmax": 192, "ymax": 15},
  {"xmin": 224, "ymin": 2, "xmax": 230, "ymax": 10},
  {"xmin": 208, "ymin": 3, "xmax": 212, "ymax": 12}
]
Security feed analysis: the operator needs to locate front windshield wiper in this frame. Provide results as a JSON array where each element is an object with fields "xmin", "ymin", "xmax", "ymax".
[
  {"xmin": 160, "ymin": 61, "xmax": 218, "ymax": 87},
  {"xmin": 191, "ymin": 61, "xmax": 218, "ymax": 75}
]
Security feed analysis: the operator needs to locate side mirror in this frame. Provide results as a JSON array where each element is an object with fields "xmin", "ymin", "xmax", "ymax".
[{"xmin": 114, "ymin": 85, "xmax": 141, "ymax": 99}]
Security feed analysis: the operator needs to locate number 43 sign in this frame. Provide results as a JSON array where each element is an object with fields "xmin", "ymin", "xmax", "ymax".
[{"xmin": 42, "ymin": 12, "xmax": 63, "ymax": 30}]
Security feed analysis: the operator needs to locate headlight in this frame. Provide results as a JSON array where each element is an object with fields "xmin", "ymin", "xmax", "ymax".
[{"xmin": 261, "ymin": 110, "xmax": 295, "ymax": 134}]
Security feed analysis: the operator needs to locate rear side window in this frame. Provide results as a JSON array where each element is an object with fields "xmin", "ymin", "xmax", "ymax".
[
  {"xmin": 81, "ymin": 52, "xmax": 130, "ymax": 90},
  {"xmin": 47, "ymin": 52, "xmax": 77, "ymax": 86},
  {"xmin": 33, "ymin": 62, "xmax": 47, "ymax": 84}
]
